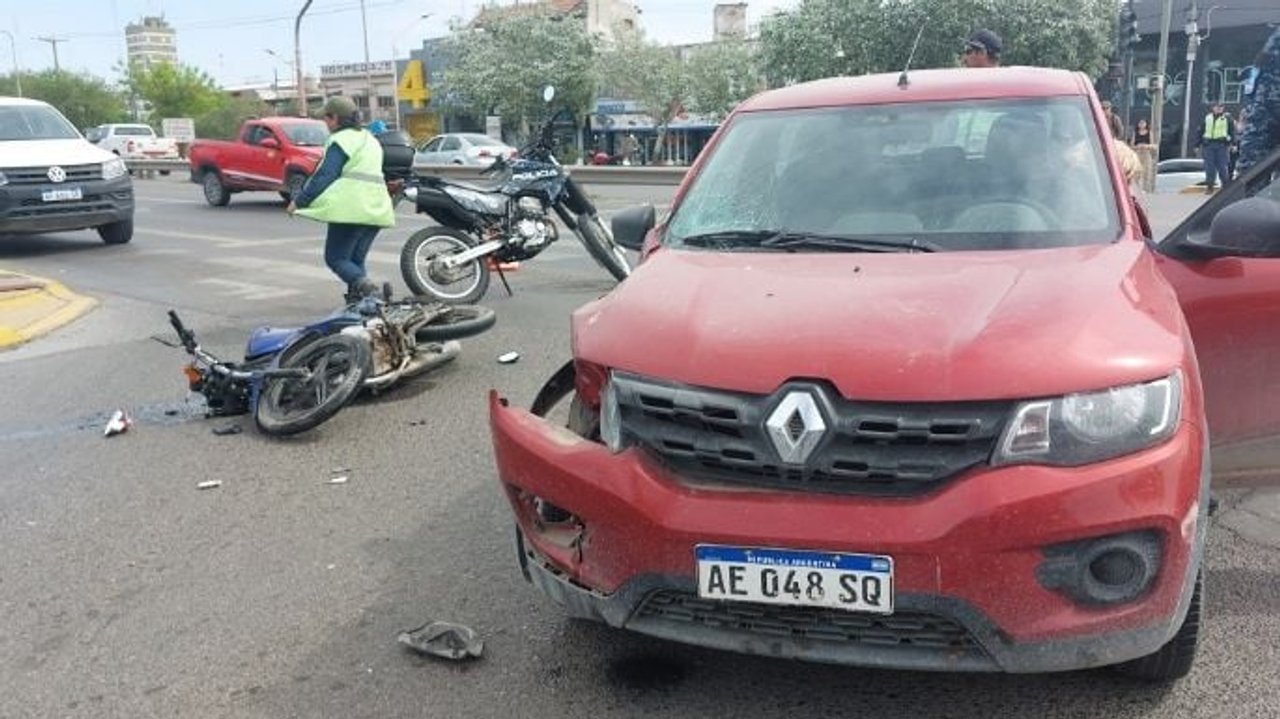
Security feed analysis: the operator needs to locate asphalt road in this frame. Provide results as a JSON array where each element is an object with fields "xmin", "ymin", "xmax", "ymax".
[{"xmin": 1, "ymin": 179, "xmax": 1277, "ymax": 719}]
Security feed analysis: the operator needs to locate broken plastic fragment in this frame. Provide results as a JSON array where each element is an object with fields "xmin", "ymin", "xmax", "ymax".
[
  {"xmin": 196, "ymin": 480, "xmax": 222, "ymax": 490},
  {"xmin": 104, "ymin": 410, "xmax": 132, "ymax": 437},
  {"xmin": 398, "ymin": 621, "xmax": 484, "ymax": 661},
  {"xmin": 327, "ymin": 475, "xmax": 349, "ymax": 485},
  {"xmin": 497, "ymin": 352, "xmax": 520, "ymax": 364},
  {"xmin": 212, "ymin": 424, "xmax": 243, "ymax": 436}
]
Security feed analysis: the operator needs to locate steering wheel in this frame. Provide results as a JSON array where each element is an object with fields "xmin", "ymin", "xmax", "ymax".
[{"xmin": 955, "ymin": 196, "xmax": 1060, "ymax": 231}]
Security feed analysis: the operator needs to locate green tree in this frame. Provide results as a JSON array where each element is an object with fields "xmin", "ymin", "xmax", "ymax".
[
  {"xmin": 597, "ymin": 28, "xmax": 688, "ymax": 161},
  {"xmin": 760, "ymin": 0, "xmax": 1116, "ymax": 86},
  {"xmin": 194, "ymin": 96, "xmax": 267, "ymax": 140},
  {"xmin": 441, "ymin": 11, "xmax": 598, "ymax": 140},
  {"xmin": 683, "ymin": 40, "xmax": 762, "ymax": 121},
  {"xmin": 0, "ymin": 70, "xmax": 128, "ymax": 128},
  {"xmin": 124, "ymin": 61, "xmax": 225, "ymax": 121}
]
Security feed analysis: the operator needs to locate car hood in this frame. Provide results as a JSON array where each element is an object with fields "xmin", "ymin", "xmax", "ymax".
[
  {"xmin": 0, "ymin": 139, "xmax": 115, "ymax": 168},
  {"xmin": 572, "ymin": 242, "xmax": 1187, "ymax": 402}
]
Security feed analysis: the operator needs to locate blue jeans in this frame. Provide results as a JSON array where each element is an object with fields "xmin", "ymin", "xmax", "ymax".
[
  {"xmin": 324, "ymin": 223, "xmax": 380, "ymax": 287},
  {"xmin": 1203, "ymin": 142, "xmax": 1231, "ymax": 188}
]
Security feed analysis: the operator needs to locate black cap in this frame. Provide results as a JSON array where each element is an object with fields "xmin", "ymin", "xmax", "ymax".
[{"xmin": 966, "ymin": 29, "xmax": 1002, "ymax": 57}]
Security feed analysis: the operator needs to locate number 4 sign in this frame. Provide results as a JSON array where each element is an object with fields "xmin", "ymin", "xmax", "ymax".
[{"xmin": 397, "ymin": 59, "xmax": 430, "ymax": 109}]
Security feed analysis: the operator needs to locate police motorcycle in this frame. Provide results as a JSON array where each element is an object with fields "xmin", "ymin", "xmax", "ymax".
[{"xmin": 392, "ymin": 86, "xmax": 632, "ymax": 304}]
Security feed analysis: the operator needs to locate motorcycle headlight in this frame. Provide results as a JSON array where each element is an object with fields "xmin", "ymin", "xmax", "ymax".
[
  {"xmin": 599, "ymin": 376, "xmax": 625, "ymax": 453},
  {"xmin": 102, "ymin": 157, "xmax": 128, "ymax": 180},
  {"xmin": 994, "ymin": 374, "xmax": 1181, "ymax": 467}
]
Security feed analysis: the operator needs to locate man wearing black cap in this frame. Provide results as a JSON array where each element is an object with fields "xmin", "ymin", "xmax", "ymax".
[{"xmin": 963, "ymin": 29, "xmax": 1002, "ymax": 68}]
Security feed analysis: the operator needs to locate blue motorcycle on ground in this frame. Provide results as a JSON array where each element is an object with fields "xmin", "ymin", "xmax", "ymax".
[
  {"xmin": 396, "ymin": 86, "xmax": 631, "ymax": 304},
  {"xmin": 165, "ymin": 294, "xmax": 496, "ymax": 436}
]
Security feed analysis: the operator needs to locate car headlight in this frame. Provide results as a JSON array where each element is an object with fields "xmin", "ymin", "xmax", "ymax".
[
  {"xmin": 994, "ymin": 374, "xmax": 1181, "ymax": 466},
  {"xmin": 599, "ymin": 376, "xmax": 625, "ymax": 452},
  {"xmin": 102, "ymin": 157, "xmax": 128, "ymax": 180}
]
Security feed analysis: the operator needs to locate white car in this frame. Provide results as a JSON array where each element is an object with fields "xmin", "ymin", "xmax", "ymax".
[
  {"xmin": 0, "ymin": 97, "xmax": 135, "ymax": 244},
  {"xmin": 413, "ymin": 133, "xmax": 517, "ymax": 168},
  {"xmin": 1155, "ymin": 158, "xmax": 1207, "ymax": 194},
  {"xmin": 89, "ymin": 123, "xmax": 180, "ymax": 161}
]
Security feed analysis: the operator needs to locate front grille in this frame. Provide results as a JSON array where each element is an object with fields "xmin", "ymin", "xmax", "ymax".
[
  {"xmin": 4, "ymin": 164, "xmax": 103, "ymax": 185},
  {"xmin": 614, "ymin": 373, "xmax": 1012, "ymax": 495},
  {"xmin": 637, "ymin": 591, "xmax": 980, "ymax": 651},
  {"xmin": 9, "ymin": 199, "xmax": 116, "ymax": 218}
]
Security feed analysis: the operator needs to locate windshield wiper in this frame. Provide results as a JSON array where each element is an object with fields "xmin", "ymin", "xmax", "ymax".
[
  {"xmin": 760, "ymin": 232, "xmax": 940, "ymax": 253},
  {"xmin": 676, "ymin": 229, "xmax": 787, "ymax": 249}
]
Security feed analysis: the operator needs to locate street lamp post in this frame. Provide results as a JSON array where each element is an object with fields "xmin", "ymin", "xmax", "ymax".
[
  {"xmin": 265, "ymin": 49, "xmax": 295, "ymax": 115},
  {"xmin": 1, "ymin": 30, "xmax": 20, "ymax": 97},
  {"xmin": 1180, "ymin": 2, "xmax": 1201, "ymax": 159},
  {"xmin": 391, "ymin": 13, "xmax": 432, "ymax": 132},
  {"xmin": 294, "ymin": 0, "xmax": 315, "ymax": 117}
]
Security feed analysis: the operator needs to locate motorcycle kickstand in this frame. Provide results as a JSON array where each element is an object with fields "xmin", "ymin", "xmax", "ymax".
[{"xmin": 494, "ymin": 262, "xmax": 514, "ymax": 297}]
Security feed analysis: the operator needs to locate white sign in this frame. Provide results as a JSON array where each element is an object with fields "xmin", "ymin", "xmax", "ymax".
[
  {"xmin": 485, "ymin": 115, "xmax": 501, "ymax": 140},
  {"xmin": 161, "ymin": 117, "xmax": 195, "ymax": 142},
  {"xmin": 321, "ymin": 61, "xmax": 394, "ymax": 77}
]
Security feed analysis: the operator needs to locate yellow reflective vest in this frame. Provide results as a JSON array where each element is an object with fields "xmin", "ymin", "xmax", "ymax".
[
  {"xmin": 296, "ymin": 128, "xmax": 395, "ymax": 228},
  {"xmin": 1202, "ymin": 114, "xmax": 1231, "ymax": 141}
]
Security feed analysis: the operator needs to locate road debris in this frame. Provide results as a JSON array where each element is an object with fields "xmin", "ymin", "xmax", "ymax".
[
  {"xmin": 497, "ymin": 351, "xmax": 520, "ymax": 364},
  {"xmin": 327, "ymin": 475, "xmax": 349, "ymax": 485},
  {"xmin": 196, "ymin": 480, "xmax": 222, "ymax": 490},
  {"xmin": 103, "ymin": 410, "xmax": 132, "ymax": 438},
  {"xmin": 398, "ymin": 621, "xmax": 484, "ymax": 661},
  {"xmin": 212, "ymin": 424, "xmax": 243, "ymax": 436}
]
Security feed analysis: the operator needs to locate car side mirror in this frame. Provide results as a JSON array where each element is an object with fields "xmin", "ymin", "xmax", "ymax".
[
  {"xmin": 611, "ymin": 204, "xmax": 656, "ymax": 252},
  {"xmin": 1203, "ymin": 197, "xmax": 1280, "ymax": 258},
  {"xmin": 261, "ymin": 137, "xmax": 280, "ymax": 149}
]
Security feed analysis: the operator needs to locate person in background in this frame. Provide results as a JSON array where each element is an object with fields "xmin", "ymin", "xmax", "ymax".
[
  {"xmin": 962, "ymin": 30, "xmax": 1002, "ymax": 68},
  {"xmin": 367, "ymin": 118, "xmax": 388, "ymax": 136},
  {"xmin": 287, "ymin": 96, "xmax": 395, "ymax": 301},
  {"xmin": 1238, "ymin": 28, "xmax": 1280, "ymax": 175},
  {"xmin": 1132, "ymin": 118, "xmax": 1153, "ymax": 147},
  {"xmin": 1195, "ymin": 103, "xmax": 1237, "ymax": 193},
  {"xmin": 1109, "ymin": 113, "xmax": 1142, "ymax": 186}
]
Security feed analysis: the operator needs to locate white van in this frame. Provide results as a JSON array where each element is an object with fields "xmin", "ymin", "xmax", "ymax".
[{"xmin": 0, "ymin": 97, "xmax": 134, "ymax": 244}]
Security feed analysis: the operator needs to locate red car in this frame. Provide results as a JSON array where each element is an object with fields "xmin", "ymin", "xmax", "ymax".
[
  {"xmin": 188, "ymin": 117, "xmax": 327, "ymax": 206},
  {"xmin": 490, "ymin": 67, "xmax": 1280, "ymax": 681}
]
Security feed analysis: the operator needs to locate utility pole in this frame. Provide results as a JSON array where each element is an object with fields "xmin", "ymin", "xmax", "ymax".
[
  {"xmin": 295, "ymin": 1, "xmax": 314, "ymax": 117},
  {"xmin": 1150, "ymin": 0, "xmax": 1174, "ymax": 170},
  {"xmin": 360, "ymin": 0, "xmax": 374, "ymax": 120},
  {"xmin": 1180, "ymin": 1, "xmax": 1201, "ymax": 158},
  {"xmin": 35, "ymin": 35, "xmax": 68, "ymax": 72},
  {"xmin": 1, "ymin": 30, "xmax": 20, "ymax": 97}
]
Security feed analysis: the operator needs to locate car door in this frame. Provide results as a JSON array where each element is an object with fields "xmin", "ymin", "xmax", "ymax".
[
  {"xmin": 1155, "ymin": 148, "xmax": 1280, "ymax": 484},
  {"xmin": 241, "ymin": 124, "xmax": 279, "ymax": 187},
  {"xmin": 439, "ymin": 135, "xmax": 463, "ymax": 164},
  {"xmin": 415, "ymin": 136, "xmax": 443, "ymax": 166}
]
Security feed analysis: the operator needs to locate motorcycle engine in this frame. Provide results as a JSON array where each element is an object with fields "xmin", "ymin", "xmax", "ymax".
[
  {"xmin": 512, "ymin": 196, "xmax": 555, "ymax": 250},
  {"xmin": 343, "ymin": 323, "xmax": 395, "ymax": 378}
]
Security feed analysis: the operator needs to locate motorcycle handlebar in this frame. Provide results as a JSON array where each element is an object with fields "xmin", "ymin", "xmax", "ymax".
[{"xmin": 168, "ymin": 310, "xmax": 197, "ymax": 353}]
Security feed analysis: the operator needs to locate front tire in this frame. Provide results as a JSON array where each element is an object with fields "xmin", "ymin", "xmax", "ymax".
[
  {"xmin": 254, "ymin": 334, "xmax": 370, "ymax": 436},
  {"xmin": 1114, "ymin": 571, "xmax": 1202, "ymax": 682},
  {"xmin": 203, "ymin": 171, "xmax": 231, "ymax": 207},
  {"xmin": 414, "ymin": 304, "xmax": 497, "ymax": 342},
  {"xmin": 97, "ymin": 218, "xmax": 134, "ymax": 245},
  {"xmin": 400, "ymin": 227, "xmax": 491, "ymax": 305},
  {"xmin": 577, "ymin": 212, "xmax": 631, "ymax": 281}
]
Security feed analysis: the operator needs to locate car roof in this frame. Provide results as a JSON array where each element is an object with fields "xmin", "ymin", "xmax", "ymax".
[
  {"xmin": 737, "ymin": 67, "xmax": 1092, "ymax": 113},
  {"xmin": 255, "ymin": 117, "xmax": 325, "ymax": 125},
  {"xmin": 0, "ymin": 96, "xmax": 55, "ymax": 108}
]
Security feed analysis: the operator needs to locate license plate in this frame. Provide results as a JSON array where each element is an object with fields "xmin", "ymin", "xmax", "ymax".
[
  {"xmin": 696, "ymin": 545, "xmax": 894, "ymax": 614},
  {"xmin": 41, "ymin": 187, "xmax": 82, "ymax": 202}
]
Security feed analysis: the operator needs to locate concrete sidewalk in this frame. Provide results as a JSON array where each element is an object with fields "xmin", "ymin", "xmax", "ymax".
[{"xmin": 0, "ymin": 270, "xmax": 97, "ymax": 350}]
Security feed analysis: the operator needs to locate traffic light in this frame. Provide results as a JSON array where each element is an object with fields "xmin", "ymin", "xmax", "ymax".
[{"xmin": 1122, "ymin": 7, "xmax": 1141, "ymax": 49}]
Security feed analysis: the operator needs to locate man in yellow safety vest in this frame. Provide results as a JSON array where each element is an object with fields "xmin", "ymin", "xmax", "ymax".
[{"xmin": 1195, "ymin": 103, "xmax": 1237, "ymax": 194}]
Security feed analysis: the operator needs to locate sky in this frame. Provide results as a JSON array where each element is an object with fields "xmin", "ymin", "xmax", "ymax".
[{"xmin": 2, "ymin": 0, "xmax": 803, "ymax": 87}]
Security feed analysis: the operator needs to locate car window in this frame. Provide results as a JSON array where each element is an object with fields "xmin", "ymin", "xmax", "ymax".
[
  {"xmin": 666, "ymin": 97, "xmax": 1120, "ymax": 251},
  {"xmin": 0, "ymin": 105, "xmax": 80, "ymax": 141},
  {"xmin": 420, "ymin": 137, "xmax": 442, "ymax": 153},
  {"xmin": 461, "ymin": 134, "xmax": 503, "ymax": 147},
  {"xmin": 281, "ymin": 122, "xmax": 328, "ymax": 146},
  {"xmin": 243, "ymin": 125, "xmax": 269, "ymax": 145},
  {"xmin": 115, "ymin": 126, "xmax": 155, "ymax": 136},
  {"xmin": 440, "ymin": 136, "xmax": 461, "ymax": 152}
]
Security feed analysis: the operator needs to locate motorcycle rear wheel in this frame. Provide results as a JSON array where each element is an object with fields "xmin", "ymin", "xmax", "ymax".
[
  {"xmin": 414, "ymin": 304, "xmax": 497, "ymax": 342},
  {"xmin": 400, "ymin": 227, "xmax": 490, "ymax": 305},
  {"xmin": 254, "ymin": 334, "xmax": 371, "ymax": 436},
  {"xmin": 577, "ymin": 213, "xmax": 631, "ymax": 282}
]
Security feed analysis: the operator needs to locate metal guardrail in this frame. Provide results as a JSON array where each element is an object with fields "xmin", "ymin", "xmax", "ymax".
[{"xmin": 122, "ymin": 158, "xmax": 688, "ymax": 186}]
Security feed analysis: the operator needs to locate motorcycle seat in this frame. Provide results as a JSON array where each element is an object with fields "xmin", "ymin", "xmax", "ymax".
[{"xmin": 425, "ymin": 176, "xmax": 507, "ymax": 194}]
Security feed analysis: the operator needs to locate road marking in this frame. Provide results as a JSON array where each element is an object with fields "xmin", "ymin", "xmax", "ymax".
[
  {"xmin": 205, "ymin": 255, "xmax": 335, "ymax": 281},
  {"xmin": 196, "ymin": 278, "xmax": 303, "ymax": 301},
  {"xmin": 134, "ymin": 228, "xmax": 316, "ymax": 249}
]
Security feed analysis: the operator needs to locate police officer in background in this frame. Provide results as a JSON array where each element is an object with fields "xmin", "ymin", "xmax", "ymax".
[
  {"xmin": 287, "ymin": 96, "xmax": 395, "ymax": 300},
  {"xmin": 1238, "ymin": 28, "xmax": 1280, "ymax": 175},
  {"xmin": 1195, "ymin": 103, "xmax": 1237, "ymax": 193}
]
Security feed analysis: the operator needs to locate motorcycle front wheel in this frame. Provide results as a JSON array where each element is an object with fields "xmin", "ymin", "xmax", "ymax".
[
  {"xmin": 254, "ymin": 334, "xmax": 371, "ymax": 436},
  {"xmin": 576, "ymin": 212, "xmax": 631, "ymax": 282},
  {"xmin": 400, "ymin": 227, "xmax": 490, "ymax": 305}
]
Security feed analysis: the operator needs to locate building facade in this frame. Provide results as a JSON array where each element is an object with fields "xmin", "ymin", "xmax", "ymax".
[
  {"xmin": 470, "ymin": 0, "xmax": 640, "ymax": 36},
  {"xmin": 125, "ymin": 16, "xmax": 177, "ymax": 68},
  {"xmin": 317, "ymin": 61, "xmax": 397, "ymax": 124}
]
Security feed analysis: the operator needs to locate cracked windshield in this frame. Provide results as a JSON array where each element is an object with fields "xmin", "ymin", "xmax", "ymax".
[{"xmin": 2, "ymin": 1, "xmax": 1278, "ymax": 718}]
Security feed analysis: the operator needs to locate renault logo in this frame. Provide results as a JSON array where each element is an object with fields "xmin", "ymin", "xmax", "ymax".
[
  {"xmin": 765, "ymin": 391, "xmax": 827, "ymax": 464},
  {"xmin": 47, "ymin": 166, "xmax": 66, "ymax": 183}
]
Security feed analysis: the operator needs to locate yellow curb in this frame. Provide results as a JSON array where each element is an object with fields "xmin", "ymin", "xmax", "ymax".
[{"xmin": 0, "ymin": 273, "xmax": 98, "ymax": 350}]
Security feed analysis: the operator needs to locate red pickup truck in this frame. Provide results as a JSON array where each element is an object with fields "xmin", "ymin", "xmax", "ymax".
[{"xmin": 188, "ymin": 117, "xmax": 327, "ymax": 206}]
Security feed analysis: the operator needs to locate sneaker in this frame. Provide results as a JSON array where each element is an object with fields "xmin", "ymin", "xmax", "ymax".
[{"xmin": 353, "ymin": 277, "xmax": 380, "ymax": 298}]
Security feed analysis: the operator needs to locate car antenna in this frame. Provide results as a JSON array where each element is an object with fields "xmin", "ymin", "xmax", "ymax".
[{"xmin": 898, "ymin": 23, "xmax": 928, "ymax": 88}]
